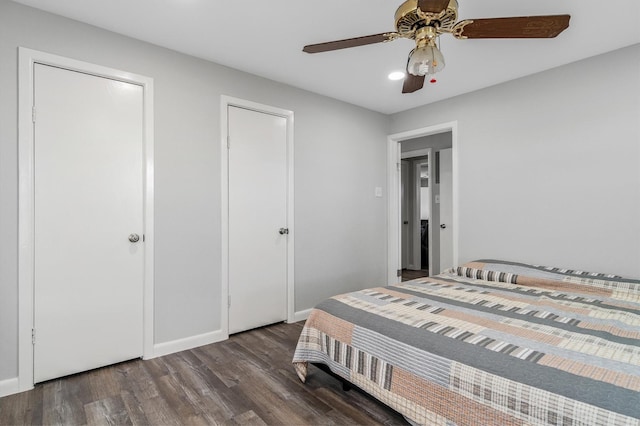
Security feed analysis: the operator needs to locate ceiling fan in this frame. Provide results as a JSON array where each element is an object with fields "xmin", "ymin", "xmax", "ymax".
[{"xmin": 302, "ymin": 0, "xmax": 570, "ymax": 94}]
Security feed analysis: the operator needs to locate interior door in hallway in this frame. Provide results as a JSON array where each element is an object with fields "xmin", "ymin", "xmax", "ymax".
[
  {"xmin": 228, "ymin": 106, "xmax": 288, "ymax": 334},
  {"xmin": 439, "ymin": 148, "xmax": 453, "ymax": 272},
  {"xmin": 401, "ymin": 161, "xmax": 410, "ymax": 269},
  {"xmin": 33, "ymin": 64, "xmax": 144, "ymax": 383}
]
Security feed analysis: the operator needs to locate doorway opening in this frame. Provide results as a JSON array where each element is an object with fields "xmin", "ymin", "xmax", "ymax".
[
  {"xmin": 387, "ymin": 122, "xmax": 458, "ymax": 285},
  {"xmin": 400, "ymin": 134, "xmax": 452, "ymax": 281},
  {"xmin": 401, "ymin": 156, "xmax": 430, "ymax": 281}
]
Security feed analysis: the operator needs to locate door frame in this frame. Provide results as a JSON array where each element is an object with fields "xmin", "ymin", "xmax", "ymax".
[
  {"xmin": 17, "ymin": 48, "xmax": 155, "ymax": 392},
  {"xmin": 387, "ymin": 122, "xmax": 458, "ymax": 284},
  {"xmin": 220, "ymin": 96, "xmax": 295, "ymax": 339}
]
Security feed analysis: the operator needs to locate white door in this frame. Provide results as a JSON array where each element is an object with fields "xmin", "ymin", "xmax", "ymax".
[
  {"xmin": 439, "ymin": 148, "xmax": 453, "ymax": 272},
  {"xmin": 33, "ymin": 64, "xmax": 144, "ymax": 383},
  {"xmin": 228, "ymin": 106, "xmax": 288, "ymax": 334}
]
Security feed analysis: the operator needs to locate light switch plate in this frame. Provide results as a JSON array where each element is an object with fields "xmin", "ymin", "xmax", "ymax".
[
  {"xmin": 435, "ymin": 195, "xmax": 440, "ymax": 204},
  {"xmin": 375, "ymin": 187, "xmax": 383, "ymax": 198}
]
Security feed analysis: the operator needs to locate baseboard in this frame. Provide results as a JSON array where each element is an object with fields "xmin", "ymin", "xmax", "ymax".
[
  {"xmin": 1, "ymin": 331, "xmax": 228, "ymax": 396},
  {"xmin": 293, "ymin": 308, "xmax": 312, "ymax": 323},
  {"xmin": 150, "ymin": 329, "xmax": 227, "ymax": 359},
  {"xmin": 0, "ymin": 377, "xmax": 20, "ymax": 398}
]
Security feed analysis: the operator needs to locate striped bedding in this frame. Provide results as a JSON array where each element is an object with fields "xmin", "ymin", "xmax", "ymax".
[{"xmin": 292, "ymin": 260, "xmax": 640, "ymax": 425}]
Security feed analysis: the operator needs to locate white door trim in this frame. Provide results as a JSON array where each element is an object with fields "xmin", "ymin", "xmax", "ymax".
[
  {"xmin": 387, "ymin": 122, "xmax": 458, "ymax": 285},
  {"xmin": 18, "ymin": 48, "xmax": 154, "ymax": 393},
  {"xmin": 220, "ymin": 96, "xmax": 295, "ymax": 338},
  {"xmin": 401, "ymin": 148, "xmax": 432, "ymax": 159}
]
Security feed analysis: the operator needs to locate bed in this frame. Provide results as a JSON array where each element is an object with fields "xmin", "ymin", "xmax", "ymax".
[{"xmin": 292, "ymin": 260, "xmax": 640, "ymax": 425}]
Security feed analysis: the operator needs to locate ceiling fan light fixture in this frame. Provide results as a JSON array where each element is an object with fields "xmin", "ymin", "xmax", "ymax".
[{"xmin": 407, "ymin": 41, "xmax": 445, "ymax": 77}]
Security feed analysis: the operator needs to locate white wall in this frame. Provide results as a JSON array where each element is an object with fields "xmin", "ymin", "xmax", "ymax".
[
  {"xmin": 391, "ymin": 44, "xmax": 640, "ymax": 279},
  {"xmin": 0, "ymin": 1, "xmax": 389, "ymax": 383}
]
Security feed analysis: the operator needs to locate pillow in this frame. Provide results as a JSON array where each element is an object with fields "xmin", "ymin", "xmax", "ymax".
[{"xmin": 451, "ymin": 259, "xmax": 640, "ymax": 301}]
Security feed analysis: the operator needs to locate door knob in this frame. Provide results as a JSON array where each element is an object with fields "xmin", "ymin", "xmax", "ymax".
[
  {"xmin": 440, "ymin": 224, "xmax": 446, "ymax": 229},
  {"xmin": 128, "ymin": 233, "xmax": 140, "ymax": 243},
  {"xmin": 279, "ymin": 228, "xmax": 289, "ymax": 235}
]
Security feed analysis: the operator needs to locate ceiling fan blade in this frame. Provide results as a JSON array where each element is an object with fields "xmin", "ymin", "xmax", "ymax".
[
  {"xmin": 417, "ymin": 0, "xmax": 451, "ymax": 14},
  {"xmin": 303, "ymin": 33, "xmax": 396, "ymax": 53},
  {"xmin": 402, "ymin": 74, "xmax": 425, "ymax": 94},
  {"xmin": 454, "ymin": 15, "xmax": 570, "ymax": 39}
]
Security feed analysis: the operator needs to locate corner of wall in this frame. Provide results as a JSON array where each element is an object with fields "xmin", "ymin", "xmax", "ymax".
[{"xmin": 150, "ymin": 330, "xmax": 228, "ymax": 359}]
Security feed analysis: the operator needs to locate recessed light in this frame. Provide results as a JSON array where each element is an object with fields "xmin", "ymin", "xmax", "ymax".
[{"xmin": 388, "ymin": 71, "xmax": 405, "ymax": 81}]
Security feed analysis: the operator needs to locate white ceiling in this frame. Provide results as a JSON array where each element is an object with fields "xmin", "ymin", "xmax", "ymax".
[{"xmin": 12, "ymin": 0, "xmax": 640, "ymax": 114}]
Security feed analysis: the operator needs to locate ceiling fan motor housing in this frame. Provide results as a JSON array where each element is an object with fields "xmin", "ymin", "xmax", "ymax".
[{"xmin": 394, "ymin": 0, "xmax": 459, "ymax": 40}]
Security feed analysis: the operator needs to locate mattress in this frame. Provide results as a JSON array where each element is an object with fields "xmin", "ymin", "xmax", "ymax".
[{"xmin": 292, "ymin": 260, "xmax": 640, "ymax": 425}]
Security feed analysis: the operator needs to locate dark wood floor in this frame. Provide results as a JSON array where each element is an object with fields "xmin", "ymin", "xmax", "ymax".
[
  {"xmin": 0, "ymin": 322, "xmax": 408, "ymax": 425},
  {"xmin": 401, "ymin": 269, "xmax": 429, "ymax": 282}
]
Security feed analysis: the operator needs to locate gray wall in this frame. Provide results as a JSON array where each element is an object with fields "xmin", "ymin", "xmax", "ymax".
[
  {"xmin": 401, "ymin": 132, "xmax": 452, "ymax": 153},
  {"xmin": 0, "ymin": 1, "xmax": 389, "ymax": 381},
  {"xmin": 391, "ymin": 44, "xmax": 640, "ymax": 279}
]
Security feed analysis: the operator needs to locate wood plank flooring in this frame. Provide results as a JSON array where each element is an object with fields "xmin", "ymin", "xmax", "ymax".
[
  {"xmin": 401, "ymin": 269, "xmax": 429, "ymax": 282},
  {"xmin": 0, "ymin": 322, "xmax": 408, "ymax": 425}
]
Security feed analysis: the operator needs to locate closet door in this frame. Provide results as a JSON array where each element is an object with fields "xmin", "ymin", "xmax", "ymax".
[
  {"xmin": 228, "ymin": 106, "xmax": 288, "ymax": 334},
  {"xmin": 33, "ymin": 63, "xmax": 144, "ymax": 382}
]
